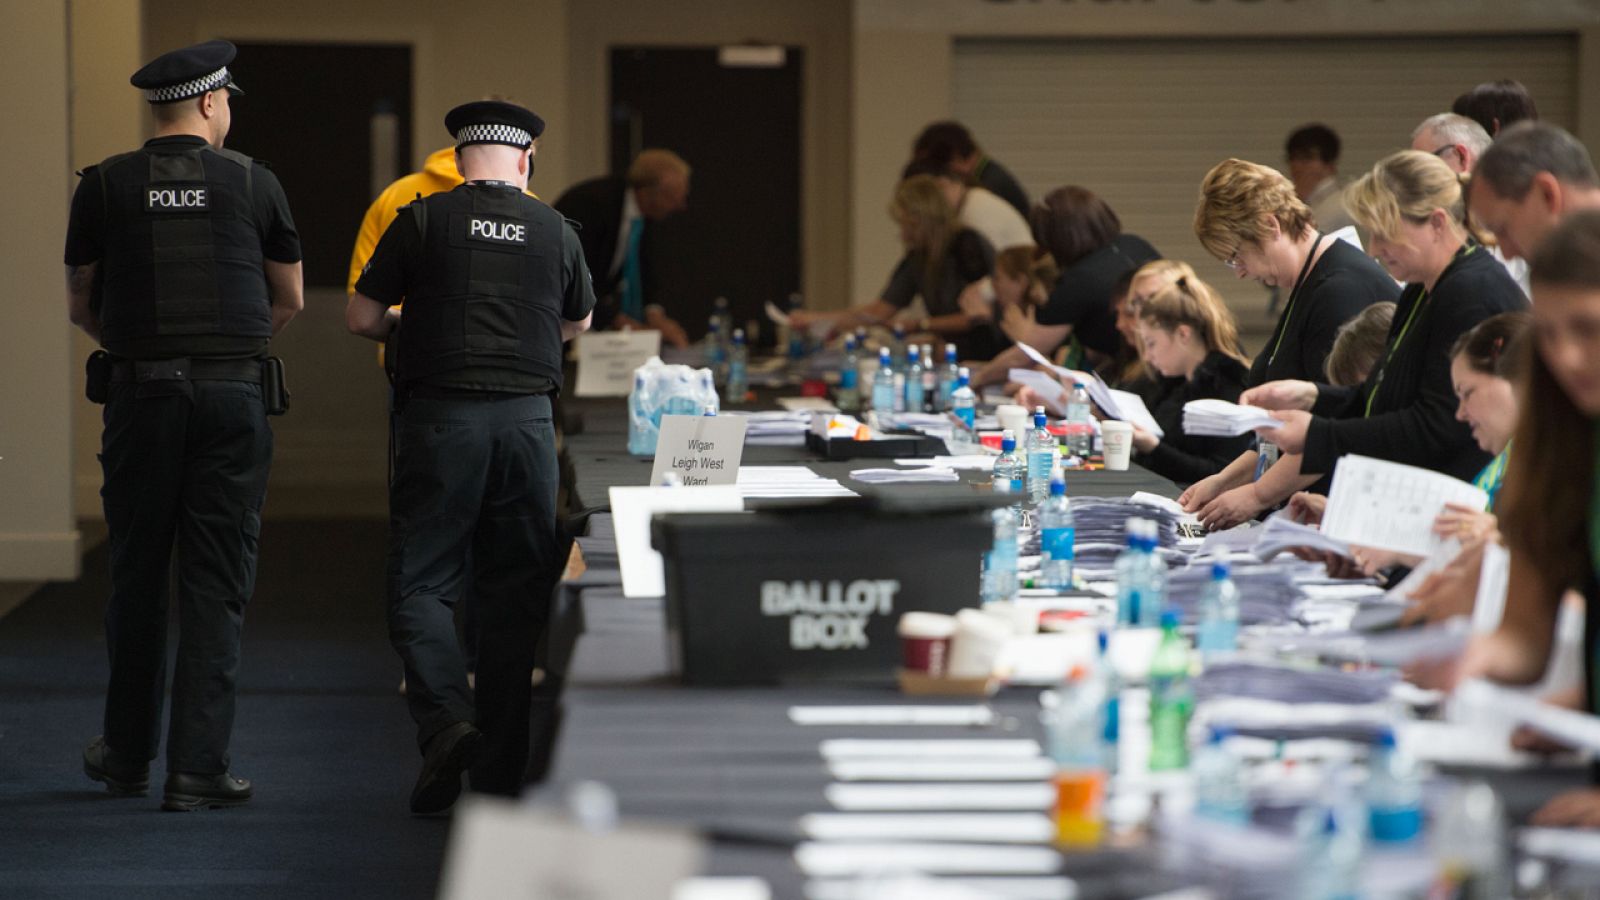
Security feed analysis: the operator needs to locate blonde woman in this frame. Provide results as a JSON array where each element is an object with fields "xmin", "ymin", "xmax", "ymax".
[
  {"xmin": 1129, "ymin": 275, "xmax": 1255, "ymax": 485},
  {"xmin": 791, "ymin": 175, "xmax": 1000, "ymax": 358},
  {"xmin": 1188, "ymin": 150, "xmax": 1528, "ymax": 528}
]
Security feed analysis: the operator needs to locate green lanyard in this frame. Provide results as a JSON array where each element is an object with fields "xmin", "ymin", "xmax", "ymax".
[
  {"xmin": 1363, "ymin": 244, "xmax": 1477, "ymax": 418},
  {"xmin": 1266, "ymin": 234, "xmax": 1327, "ymax": 367}
]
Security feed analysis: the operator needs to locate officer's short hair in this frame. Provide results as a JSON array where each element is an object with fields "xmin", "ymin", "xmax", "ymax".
[
  {"xmin": 1453, "ymin": 79, "xmax": 1538, "ymax": 135},
  {"xmin": 1285, "ymin": 124, "xmax": 1341, "ymax": 165},
  {"xmin": 627, "ymin": 149, "xmax": 691, "ymax": 189}
]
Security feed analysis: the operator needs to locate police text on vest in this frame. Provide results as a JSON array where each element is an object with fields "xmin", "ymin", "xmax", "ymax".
[
  {"xmin": 468, "ymin": 217, "xmax": 527, "ymax": 244},
  {"xmin": 145, "ymin": 187, "xmax": 209, "ymax": 211}
]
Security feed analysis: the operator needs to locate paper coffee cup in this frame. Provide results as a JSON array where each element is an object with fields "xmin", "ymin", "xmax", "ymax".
[
  {"xmin": 996, "ymin": 404, "xmax": 1029, "ymax": 437},
  {"xmin": 898, "ymin": 612, "xmax": 958, "ymax": 676},
  {"xmin": 945, "ymin": 608, "xmax": 1012, "ymax": 679},
  {"xmin": 1101, "ymin": 420, "xmax": 1134, "ymax": 470}
]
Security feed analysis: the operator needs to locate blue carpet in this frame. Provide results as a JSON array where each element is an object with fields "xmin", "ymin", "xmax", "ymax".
[{"xmin": 0, "ymin": 519, "xmax": 450, "ymax": 899}]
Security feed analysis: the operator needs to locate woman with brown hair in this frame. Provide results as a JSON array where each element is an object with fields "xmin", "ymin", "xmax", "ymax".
[
  {"xmin": 1448, "ymin": 210, "xmax": 1600, "ymax": 828},
  {"xmin": 972, "ymin": 186, "xmax": 1158, "ymax": 385},
  {"xmin": 1127, "ymin": 274, "xmax": 1255, "ymax": 485},
  {"xmin": 791, "ymin": 175, "xmax": 1001, "ymax": 359}
]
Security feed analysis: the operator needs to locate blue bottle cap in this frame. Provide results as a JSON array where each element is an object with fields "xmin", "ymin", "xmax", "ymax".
[
  {"xmin": 908, "ymin": 346, "xmax": 920, "ymax": 361},
  {"xmin": 1034, "ymin": 411, "xmax": 1047, "ymax": 427},
  {"xmin": 1376, "ymin": 728, "xmax": 1398, "ymax": 749},
  {"xmin": 1160, "ymin": 610, "xmax": 1179, "ymax": 629},
  {"xmin": 879, "ymin": 347, "xmax": 891, "ymax": 362},
  {"xmin": 1209, "ymin": 725, "xmax": 1233, "ymax": 743},
  {"xmin": 843, "ymin": 335, "xmax": 855, "ymax": 351},
  {"xmin": 732, "ymin": 328, "xmax": 745, "ymax": 343},
  {"xmin": 1049, "ymin": 478, "xmax": 1065, "ymax": 496},
  {"xmin": 1211, "ymin": 562, "xmax": 1230, "ymax": 580},
  {"xmin": 1001, "ymin": 436, "xmax": 1016, "ymax": 452},
  {"xmin": 1097, "ymin": 631, "xmax": 1109, "ymax": 654}
]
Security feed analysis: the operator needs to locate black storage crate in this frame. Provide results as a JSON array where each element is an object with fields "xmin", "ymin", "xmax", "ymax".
[{"xmin": 651, "ymin": 504, "xmax": 989, "ymax": 684}]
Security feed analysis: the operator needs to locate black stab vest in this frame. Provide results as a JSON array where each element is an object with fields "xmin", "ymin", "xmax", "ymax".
[
  {"xmin": 395, "ymin": 183, "xmax": 567, "ymax": 389},
  {"xmin": 94, "ymin": 142, "xmax": 271, "ymax": 355}
]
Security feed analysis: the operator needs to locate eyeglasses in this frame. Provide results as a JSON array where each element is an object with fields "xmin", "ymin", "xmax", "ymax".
[
  {"xmin": 1433, "ymin": 144, "xmax": 1462, "ymax": 163},
  {"xmin": 1223, "ymin": 246, "xmax": 1245, "ymax": 272}
]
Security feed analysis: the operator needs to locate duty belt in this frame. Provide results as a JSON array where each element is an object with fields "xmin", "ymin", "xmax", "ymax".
[{"xmin": 109, "ymin": 357, "xmax": 264, "ymax": 384}]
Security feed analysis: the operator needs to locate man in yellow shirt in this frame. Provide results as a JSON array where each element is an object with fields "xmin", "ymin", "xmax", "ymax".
[{"xmin": 347, "ymin": 146, "xmax": 463, "ymax": 295}]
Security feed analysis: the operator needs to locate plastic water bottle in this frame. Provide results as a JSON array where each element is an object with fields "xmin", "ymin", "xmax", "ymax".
[
  {"xmin": 991, "ymin": 430, "xmax": 1025, "ymax": 513},
  {"xmin": 1038, "ymin": 471, "xmax": 1075, "ymax": 591},
  {"xmin": 1095, "ymin": 632, "xmax": 1120, "ymax": 775},
  {"xmin": 1043, "ymin": 666, "xmax": 1107, "ymax": 848},
  {"xmin": 1196, "ymin": 562, "xmax": 1240, "ymax": 661},
  {"xmin": 1193, "ymin": 726, "xmax": 1250, "ymax": 825},
  {"xmin": 1299, "ymin": 807, "xmax": 1364, "ymax": 900},
  {"xmin": 1366, "ymin": 729, "xmax": 1423, "ymax": 843},
  {"xmin": 786, "ymin": 292, "xmax": 807, "ymax": 360},
  {"xmin": 1430, "ymin": 781, "xmax": 1510, "ymax": 899},
  {"xmin": 1147, "ymin": 610, "xmax": 1192, "ymax": 771},
  {"xmin": 725, "ymin": 328, "xmax": 749, "ymax": 402},
  {"xmin": 836, "ymin": 336, "xmax": 861, "ymax": 413},
  {"xmin": 939, "ymin": 343, "xmax": 960, "ymax": 411},
  {"xmin": 704, "ymin": 318, "xmax": 727, "ymax": 384},
  {"xmin": 871, "ymin": 347, "xmax": 896, "ymax": 417},
  {"xmin": 1113, "ymin": 521, "xmax": 1148, "ymax": 627},
  {"xmin": 627, "ymin": 370, "xmax": 655, "ymax": 455},
  {"xmin": 983, "ymin": 507, "xmax": 1018, "ymax": 604},
  {"xmin": 891, "ymin": 322, "xmax": 908, "ymax": 366},
  {"xmin": 904, "ymin": 345, "xmax": 926, "ymax": 414},
  {"xmin": 948, "ymin": 368, "xmax": 977, "ymax": 455},
  {"xmin": 920, "ymin": 344, "xmax": 938, "ymax": 412},
  {"xmin": 1065, "ymin": 381, "xmax": 1095, "ymax": 462},
  {"xmin": 1026, "ymin": 407, "xmax": 1057, "ymax": 503},
  {"xmin": 1138, "ymin": 522, "xmax": 1168, "ymax": 628},
  {"xmin": 710, "ymin": 295, "xmax": 731, "ymax": 336},
  {"xmin": 699, "ymin": 370, "xmax": 719, "ymax": 414},
  {"xmin": 854, "ymin": 328, "xmax": 875, "ymax": 395}
]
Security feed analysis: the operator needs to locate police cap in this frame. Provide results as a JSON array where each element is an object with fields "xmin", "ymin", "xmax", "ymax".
[
  {"xmin": 445, "ymin": 100, "xmax": 545, "ymax": 151},
  {"xmin": 131, "ymin": 39, "xmax": 243, "ymax": 104}
]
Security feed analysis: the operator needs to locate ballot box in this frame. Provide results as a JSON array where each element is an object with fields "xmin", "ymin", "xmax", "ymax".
[{"xmin": 652, "ymin": 499, "xmax": 991, "ymax": 685}]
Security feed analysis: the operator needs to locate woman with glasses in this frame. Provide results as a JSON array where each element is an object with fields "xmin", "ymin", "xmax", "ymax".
[{"xmin": 1179, "ymin": 158, "xmax": 1398, "ymax": 521}]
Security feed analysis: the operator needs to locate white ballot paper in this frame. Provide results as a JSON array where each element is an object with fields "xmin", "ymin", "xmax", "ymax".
[
  {"xmin": 574, "ymin": 330, "xmax": 662, "ymax": 397},
  {"xmin": 1320, "ymin": 455, "xmax": 1488, "ymax": 558},
  {"xmin": 1007, "ymin": 368, "xmax": 1069, "ymax": 416},
  {"xmin": 799, "ymin": 813, "xmax": 1054, "ymax": 844},
  {"xmin": 1471, "ymin": 540, "xmax": 1511, "ymax": 634},
  {"xmin": 1011, "ymin": 344, "xmax": 1163, "ymax": 436},
  {"xmin": 1455, "ymin": 678, "xmax": 1600, "ymax": 755},
  {"xmin": 609, "ymin": 485, "xmax": 744, "ymax": 597},
  {"xmin": 1181, "ymin": 398, "xmax": 1282, "ymax": 436},
  {"xmin": 794, "ymin": 842, "xmax": 1064, "ymax": 877},
  {"xmin": 825, "ymin": 783, "xmax": 1054, "ymax": 812},
  {"xmin": 1106, "ymin": 387, "xmax": 1164, "ymax": 438},
  {"xmin": 439, "ymin": 796, "xmax": 703, "ymax": 900},
  {"xmin": 650, "ymin": 414, "xmax": 747, "ymax": 487}
]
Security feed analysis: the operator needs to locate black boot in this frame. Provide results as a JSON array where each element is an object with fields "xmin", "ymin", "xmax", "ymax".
[
  {"xmin": 410, "ymin": 721, "xmax": 483, "ymax": 815},
  {"xmin": 83, "ymin": 736, "xmax": 149, "ymax": 796},
  {"xmin": 162, "ymin": 771, "xmax": 253, "ymax": 812}
]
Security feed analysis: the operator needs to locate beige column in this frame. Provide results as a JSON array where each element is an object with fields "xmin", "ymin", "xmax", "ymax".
[{"xmin": 0, "ymin": 1, "xmax": 79, "ymax": 578}]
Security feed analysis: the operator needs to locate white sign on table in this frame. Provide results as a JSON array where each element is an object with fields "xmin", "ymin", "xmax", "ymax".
[
  {"xmin": 649, "ymin": 414, "xmax": 748, "ymax": 486},
  {"xmin": 573, "ymin": 330, "xmax": 662, "ymax": 397},
  {"xmin": 438, "ymin": 796, "xmax": 703, "ymax": 900},
  {"xmin": 609, "ymin": 484, "xmax": 745, "ymax": 598}
]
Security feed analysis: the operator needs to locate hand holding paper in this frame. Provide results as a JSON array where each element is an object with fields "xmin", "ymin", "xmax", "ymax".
[{"xmin": 1182, "ymin": 399, "xmax": 1284, "ymax": 436}]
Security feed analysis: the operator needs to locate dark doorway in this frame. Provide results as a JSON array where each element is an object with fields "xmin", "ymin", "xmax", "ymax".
[
  {"xmin": 609, "ymin": 46, "xmax": 803, "ymax": 344},
  {"xmin": 226, "ymin": 42, "xmax": 412, "ymax": 289}
]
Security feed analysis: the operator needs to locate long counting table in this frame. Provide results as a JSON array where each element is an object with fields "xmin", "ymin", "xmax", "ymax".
[{"xmin": 537, "ymin": 392, "xmax": 1583, "ymax": 899}]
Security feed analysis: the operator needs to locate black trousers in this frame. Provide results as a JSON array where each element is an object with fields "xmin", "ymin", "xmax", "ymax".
[
  {"xmin": 100, "ymin": 377, "xmax": 272, "ymax": 775},
  {"xmin": 387, "ymin": 392, "xmax": 561, "ymax": 793}
]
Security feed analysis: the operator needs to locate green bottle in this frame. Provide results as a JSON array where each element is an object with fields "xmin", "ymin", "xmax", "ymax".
[{"xmin": 1148, "ymin": 610, "xmax": 1193, "ymax": 771}]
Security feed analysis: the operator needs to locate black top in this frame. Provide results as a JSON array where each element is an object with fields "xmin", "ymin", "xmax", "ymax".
[
  {"xmin": 976, "ymin": 156, "xmax": 1030, "ymax": 220},
  {"xmin": 1036, "ymin": 234, "xmax": 1161, "ymax": 358},
  {"xmin": 1249, "ymin": 236, "xmax": 1400, "ymax": 387},
  {"xmin": 355, "ymin": 184, "xmax": 594, "ymax": 395},
  {"xmin": 1133, "ymin": 350, "xmax": 1255, "ymax": 486},
  {"xmin": 1303, "ymin": 243, "xmax": 1530, "ymax": 480},
  {"xmin": 881, "ymin": 228, "xmax": 1003, "ymax": 359},
  {"xmin": 65, "ymin": 135, "xmax": 301, "ymax": 267},
  {"xmin": 552, "ymin": 176, "xmax": 649, "ymax": 331}
]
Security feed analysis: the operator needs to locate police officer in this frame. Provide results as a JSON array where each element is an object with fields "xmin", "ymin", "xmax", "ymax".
[
  {"xmin": 347, "ymin": 100, "xmax": 594, "ymax": 814},
  {"xmin": 65, "ymin": 40, "xmax": 304, "ymax": 811}
]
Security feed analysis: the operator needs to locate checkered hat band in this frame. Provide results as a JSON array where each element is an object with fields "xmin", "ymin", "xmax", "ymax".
[
  {"xmin": 145, "ymin": 66, "xmax": 231, "ymax": 103},
  {"xmin": 455, "ymin": 123, "xmax": 532, "ymax": 147}
]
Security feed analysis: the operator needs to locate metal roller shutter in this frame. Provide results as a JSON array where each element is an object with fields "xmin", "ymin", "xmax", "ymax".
[{"xmin": 953, "ymin": 35, "xmax": 1576, "ymax": 328}]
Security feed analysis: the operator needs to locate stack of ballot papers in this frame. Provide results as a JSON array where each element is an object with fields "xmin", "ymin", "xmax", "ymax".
[
  {"xmin": 1182, "ymin": 399, "xmax": 1283, "ymax": 436},
  {"xmin": 736, "ymin": 466, "xmax": 857, "ymax": 499},
  {"xmin": 895, "ymin": 455, "xmax": 996, "ymax": 471},
  {"xmin": 1252, "ymin": 511, "xmax": 1352, "ymax": 559},
  {"xmin": 1051, "ymin": 497, "xmax": 1183, "ymax": 567},
  {"xmin": 726, "ymin": 410, "xmax": 812, "ymax": 445},
  {"xmin": 1164, "ymin": 564, "xmax": 1304, "ymax": 625},
  {"xmin": 1194, "ymin": 661, "xmax": 1396, "ymax": 705},
  {"xmin": 850, "ymin": 467, "xmax": 960, "ymax": 484}
]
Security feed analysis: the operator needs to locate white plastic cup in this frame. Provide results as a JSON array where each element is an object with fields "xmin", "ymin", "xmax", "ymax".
[
  {"xmin": 996, "ymin": 404, "xmax": 1029, "ymax": 437},
  {"xmin": 945, "ymin": 608, "xmax": 1012, "ymax": 679},
  {"xmin": 1101, "ymin": 420, "xmax": 1134, "ymax": 471}
]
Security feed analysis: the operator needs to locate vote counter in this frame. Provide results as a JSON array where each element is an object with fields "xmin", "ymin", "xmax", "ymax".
[{"xmin": 524, "ymin": 391, "xmax": 1587, "ymax": 900}]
